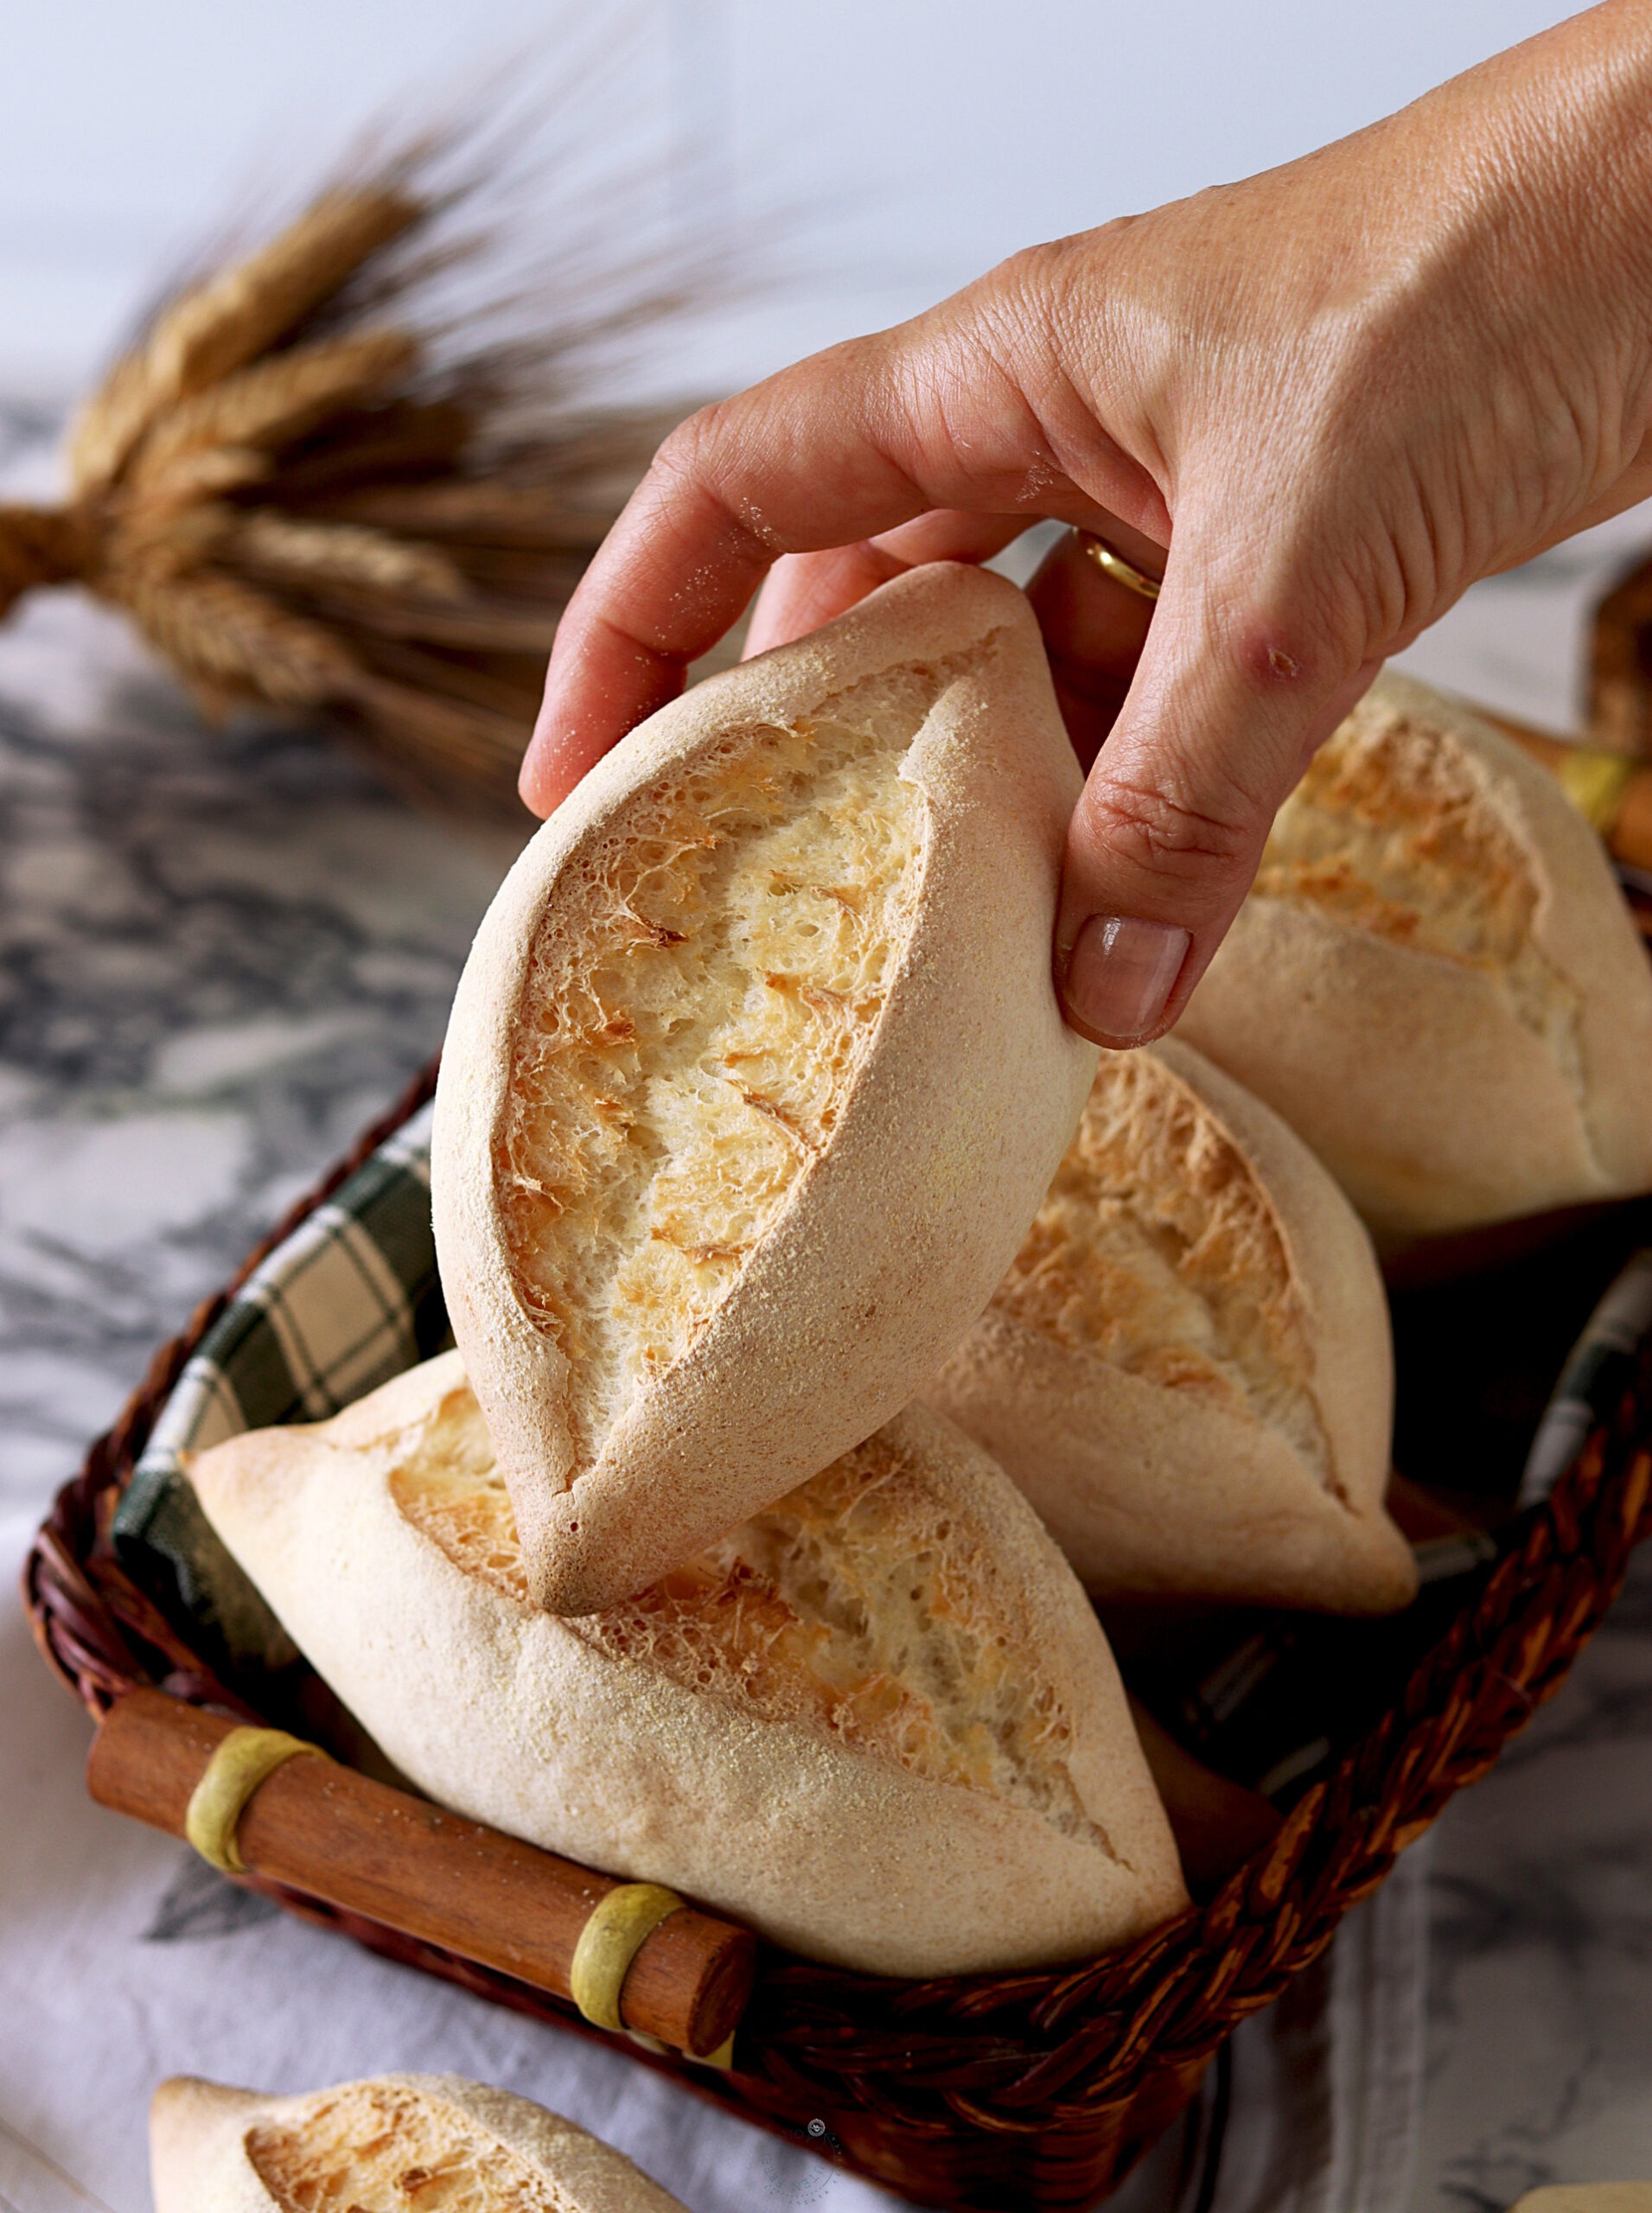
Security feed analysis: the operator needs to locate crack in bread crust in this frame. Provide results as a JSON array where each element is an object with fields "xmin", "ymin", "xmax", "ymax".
[
  {"xmin": 386, "ymin": 1380, "xmax": 1104, "ymax": 1846},
  {"xmin": 495, "ymin": 658, "xmax": 985, "ymax": 1476},
  {"xmin": 1253, "ymin": 694, "xmax": 1587, "ymax": 1119},
  {"xmin": 994, "ymin": 1052, "xmax": 1332, "ymax": 1482},
  {"xmin": 246, "ymin": 2082, "xmax": 574, "ymax": 2212}
]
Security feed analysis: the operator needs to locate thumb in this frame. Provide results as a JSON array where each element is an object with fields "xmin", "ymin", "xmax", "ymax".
[{"xmin": 1055, "ymin": 542, "xmax": 1375, "ymax": 1048}]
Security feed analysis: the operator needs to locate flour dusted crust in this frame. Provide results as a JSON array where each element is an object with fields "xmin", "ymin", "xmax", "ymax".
[
  {"xmin": 925, "ymin": 1041, "xmax": 1414, "ymax": 1613},
  {"xmin": 1177, "ymin": 670, "xmax": 1652, "ymax": 1246},
  {"xmin": 188, "ymin": 1353, "xmax": 1188, "ymax": 1976},
  {"xmin": 150, "ymin": 2071, "xmax": 686, "ymax": 2212},
  {"xmin": 432, "ymin": 562, "xmax": 1096, "ymax": 1612}
]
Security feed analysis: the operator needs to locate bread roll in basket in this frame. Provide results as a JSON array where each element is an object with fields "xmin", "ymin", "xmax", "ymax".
[
  {"xmin": 187, "ymin": 1353, "xmax": 1188, "ymax": 1976},
  {"xmin": 1177, "ymin": 671, "xmax": 1652, "ymax": 1247},
  {"xmin": 432, "ymin": 562, "xmax": 1097, "ymax": 1613},
  {"xmin": 927, "ymin": 1040, "xmax": 1416, "ymax": 1613},
  {"xmin": 150, "ymin": 2071, "xmax": 687, "ymax": 2212}
]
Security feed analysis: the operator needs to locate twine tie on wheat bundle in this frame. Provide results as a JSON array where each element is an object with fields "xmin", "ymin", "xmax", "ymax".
[{"xmin": 0, "ymin": 505, "xmax": 92, "ymax": 610}]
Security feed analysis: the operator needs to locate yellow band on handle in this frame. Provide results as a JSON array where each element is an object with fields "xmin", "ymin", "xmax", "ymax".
[
  {"xmin": 569, "ymin": 1883, "xmax": 684, "ymax": 2033},
  {"xmin": 184, "ymin": 1725, "xmax": 328, "ymax": 1874},
  {"xmin": 1556, "ymin": 745, "xmax": 1638, "ymax": 837}
]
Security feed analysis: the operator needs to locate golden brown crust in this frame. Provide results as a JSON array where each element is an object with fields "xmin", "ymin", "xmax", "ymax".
[
  {"xmin": 188, "ymin": 1355, "xmax": 1188, "ymax": 1976},
  {"xmin": 149, "ymin": 2071, "xmax": 689, "ymax": 2212},
  {"xmin": 1177, "ymin": 671, "xmax": 1652, "ymax": 1246},
  {"xmin": 432, "ymin": 562, "xmax": 1097, "ymax": 1613},
  {"xmin": 925, "ymin": 1041, "xmax": 1414, "ymax": 1614}
]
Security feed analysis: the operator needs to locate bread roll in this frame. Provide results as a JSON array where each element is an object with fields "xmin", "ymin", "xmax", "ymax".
[
  {"xmin": 150, "ymin": 2072, "xmax": 686, "ymax": 2212},
  {"xmin": 1176, "ymin": 671, "xmax": 1652, "ymax": 1247},
  {"xmin": 188, "ymin": 1352, "xmax": 1187, "ymax": 1976},
  {"xmin": 432, "ymin": 562, "xmax": 1096, "ymax": 1613},
  {"xmin": 925, "ymin": 1040, "xmax": 1415, "ymax": 1613}
]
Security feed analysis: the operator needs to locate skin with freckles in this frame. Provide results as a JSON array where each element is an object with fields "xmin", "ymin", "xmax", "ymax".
[{"xmin": 522, "ymin": 0, "xmax": 1652, "ymax": 1049}]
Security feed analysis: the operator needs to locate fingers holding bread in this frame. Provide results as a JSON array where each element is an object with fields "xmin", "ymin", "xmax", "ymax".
[
  {"xmin": 433, "ymin": 561, "xmax": 1098, "ymax": 1615},
  {"xmin": 150, "ymin": 2070, "xmax": 687, "ymax": 2212},
  {"xmin": 1177, "ymin": 671, "xmax": 1652, "ymax": 1248},
  {"xmin": 187, "ymin": 1355, "xmax": 1188, "ymax": 1977},
  {"xmin": 926, "ymin": 1039, "xmax": 1415, "ymax": 1615}
]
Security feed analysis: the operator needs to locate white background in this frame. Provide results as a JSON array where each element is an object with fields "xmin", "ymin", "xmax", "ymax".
[
  {"xmin": 0, "ymin": 0, "xmax": 1587, "ymax": 398},
  {"xmin": 0, "ymin": 0, "xmax": 1643, "ymax": 730}
]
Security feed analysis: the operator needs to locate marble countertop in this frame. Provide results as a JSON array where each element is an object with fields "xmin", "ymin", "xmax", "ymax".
[{"xmin": 5, "ymin": 398, "xmax": 1652, "ymax": 2213}]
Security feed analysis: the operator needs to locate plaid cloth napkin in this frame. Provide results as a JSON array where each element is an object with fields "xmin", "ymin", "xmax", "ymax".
[{"xmin": 112, "ymin": 1100, "xmax": 449, "ymax": 1671}]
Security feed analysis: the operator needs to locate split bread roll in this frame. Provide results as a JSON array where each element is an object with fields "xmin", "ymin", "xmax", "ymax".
[
  {"xmin": 432, "ymin": 561, "xmax": 1097, "ymax": 1613},
  {"xmin": 1176, "ymin": 670, "xmax": 1652, "ymax": 1247},
  {"xmin": 188, "ymin": 1352, "xmax": 1189, "ymax": 1976},
  {"xmin": 925, "ymin": 1040, "xmax": 1416, "ymax": 1614},
  {"xmin": 150, "ymin": 2071, "xmax": 686, "ymax": 2212}
]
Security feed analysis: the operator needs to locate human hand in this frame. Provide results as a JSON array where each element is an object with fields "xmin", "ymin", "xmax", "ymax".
[{"xmin": 520, "ymin": 0, "xmax": 1652, "ymax": 1047}]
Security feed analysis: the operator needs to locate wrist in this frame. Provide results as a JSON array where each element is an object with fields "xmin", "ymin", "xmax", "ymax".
[{"xmin": 1434, "ymin": 3, "xmax": 1652, "ymax": 362}]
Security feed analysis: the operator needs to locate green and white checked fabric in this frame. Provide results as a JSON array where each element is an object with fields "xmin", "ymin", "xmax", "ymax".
[{"xmin": 112, "ymin": 1100, "xmax": 448, "ymax": 1671}]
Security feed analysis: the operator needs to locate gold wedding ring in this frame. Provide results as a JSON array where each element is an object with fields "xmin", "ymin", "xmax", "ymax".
[{"xmin": 1078, "ymin": 529, "xmax": 1162, "ymax": 603}]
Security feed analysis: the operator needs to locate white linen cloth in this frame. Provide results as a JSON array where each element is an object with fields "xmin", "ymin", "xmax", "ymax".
[{"xmin": 0, "ymin": 1488, "xmax": 1429, "ymax": 2212}]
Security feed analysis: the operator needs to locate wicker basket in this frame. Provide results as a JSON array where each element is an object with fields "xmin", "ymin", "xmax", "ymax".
[{"xmin": 25, "ymin": 1056, "xmax": 1652, "ymax": 2212}]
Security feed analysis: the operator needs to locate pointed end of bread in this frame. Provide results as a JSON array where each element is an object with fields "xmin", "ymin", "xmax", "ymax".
[
  {"xmin": 187, "ymin": 1426, "xmax": 304, "ymax": 1573},
  {"xmin": 150, "ymin": 2078, "xmax": 266, "ymax": 2213},
  {"xmin": 1358, "ymin": 1515, "xmax": 1421, "ymax": 1613}
]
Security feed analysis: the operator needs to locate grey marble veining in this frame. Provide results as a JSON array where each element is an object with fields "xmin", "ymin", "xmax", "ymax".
[
  {"xmin": 1411, "ymin": 1548, "xmax": 1652, "ymax": 2210},
  {"xmin": 0, "ymin": 575, "xmax": 518, "ymax": 1507}
]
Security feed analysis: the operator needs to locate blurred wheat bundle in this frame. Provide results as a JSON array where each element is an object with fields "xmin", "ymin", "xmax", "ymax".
[{"xmin": 0, "ymin": 68, "xmax": 718, "ymax": 814}]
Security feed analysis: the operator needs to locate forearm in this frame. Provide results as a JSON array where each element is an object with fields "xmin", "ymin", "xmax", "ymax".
[
  {"xmin": 1480, "ymin": 0, "xmax": 1652, "ymax": 540},
  {"xmin": 1348, "ymin": 0, "xmax": 1652, "ymax": 554}
]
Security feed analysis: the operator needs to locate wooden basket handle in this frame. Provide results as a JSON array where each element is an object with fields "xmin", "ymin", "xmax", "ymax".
[{"xmin": 87, "ymin": 1687, "xmax": 755, "ymax": 2062}]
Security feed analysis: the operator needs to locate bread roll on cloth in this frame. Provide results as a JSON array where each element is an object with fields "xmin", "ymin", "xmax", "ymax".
[
  {"xmin": 1176, "ymin": 670, "xmax": 1652, "ymax": 1246},
  {"xmin": 432, "ymin": 561, "xmax": 1096, "ymax": 1613},
  {"xmin": 188, "ymin": 1353, "xmax": 1187, "ymax": 1975},
  {"xmin": 925, "ymin": 1040, "xmax": 1415, "ymax": 1614},
  {"xmin": 150, "ymin": 2071, "xmax": 686, "ymax": 2212}
]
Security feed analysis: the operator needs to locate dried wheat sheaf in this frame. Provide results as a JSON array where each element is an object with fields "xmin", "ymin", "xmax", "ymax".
[{"xmin": 0, "ymin": 95, "xmax": 722, "ymax": 813}]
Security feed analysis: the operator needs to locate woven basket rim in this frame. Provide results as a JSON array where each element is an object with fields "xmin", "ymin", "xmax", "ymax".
[{"xmin": 23, "ymin": 1053, "xmax": 1652, "ymax": 2211}]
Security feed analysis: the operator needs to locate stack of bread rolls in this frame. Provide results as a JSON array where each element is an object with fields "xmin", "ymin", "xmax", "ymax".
[
  {"xmin": 194, "ymin": 564, "xmax": 1192, "ymax": 1974},
  {"xmin": 189, "ymin": 568, "xmax": 1647, "ymax": 1982}
]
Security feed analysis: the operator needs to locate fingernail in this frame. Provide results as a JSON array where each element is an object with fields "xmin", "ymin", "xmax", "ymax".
[{"xmin": 1062, "ymin": 915, "xmax": 1190, "ymax": 1043}]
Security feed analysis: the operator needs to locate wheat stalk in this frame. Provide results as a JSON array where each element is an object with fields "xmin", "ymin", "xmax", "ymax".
[
  {"xmin": 0, "ymin": 63, "xmax": 738, "ymax": 816},
  {"xmin": 67, "ymin": 190, "xmax": 422, "ymax": 497}
]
